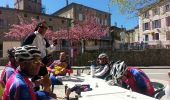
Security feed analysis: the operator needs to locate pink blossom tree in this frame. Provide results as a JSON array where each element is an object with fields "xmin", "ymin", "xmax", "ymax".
[
  {"xmin": 5, "ymin": 16, "xmax": 56, "ymax": 40},
  {"xmin": 55, "ymin": 15, "xmax": 109, "ymax": 53}
]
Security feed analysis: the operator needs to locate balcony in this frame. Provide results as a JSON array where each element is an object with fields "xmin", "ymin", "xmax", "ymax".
[
  {"xmin": 85, "ymin": 45, "xmax": 100, "ymax": 50},
  {"xmin": 148, "ymin": 40, "xmax": 162, "ymax": 45}
]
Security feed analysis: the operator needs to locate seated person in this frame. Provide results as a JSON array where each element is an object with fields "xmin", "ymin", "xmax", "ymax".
[
  {"xmin": 0, "ymin": 48, "xmax": 18, "ymax": 86},
  {"xmin": 48, "ymin": 52, "xmax": 70, "ymax": 76},
  {"xmin": 93, "ymin": 53, "xmax": 111, "ymax": 79},
  {"xmin": 48, "ymin": 52, "xmax": 71, "ymax": 85},
  {"xmin": 2, "ymin": 45, "xmax": 56, "ymax": 100},
  {"xmin": 110, "ymin": 61, "xmax": 154, "ymax": 97}
]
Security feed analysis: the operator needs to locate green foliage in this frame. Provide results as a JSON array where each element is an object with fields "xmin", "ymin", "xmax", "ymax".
[{"xmin": 109, "ymin": 0, "xmax": 160, "ymax": 16}]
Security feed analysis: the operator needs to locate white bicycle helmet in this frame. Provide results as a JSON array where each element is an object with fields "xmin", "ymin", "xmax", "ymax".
[
  {"xmin": 15, "ymin": 45, "xmax": 41, "ymax": 61},
  {"xmin": 110, "ymin": 61, "xmax": 127, "ymax": 79}
]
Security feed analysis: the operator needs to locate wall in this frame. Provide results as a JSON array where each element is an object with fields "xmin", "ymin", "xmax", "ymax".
[
  {"xmin": 76, "ymin": 49, "xmax": 170, "ymax": 66},
  {"xmin": 3, "ymin": 41, "xmax": 21, "ymax": 57}
]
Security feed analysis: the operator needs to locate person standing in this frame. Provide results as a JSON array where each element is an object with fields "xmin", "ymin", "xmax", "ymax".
[{"xmin": 22, "ymin": 21, "xmax": 56, "ymax": 92}]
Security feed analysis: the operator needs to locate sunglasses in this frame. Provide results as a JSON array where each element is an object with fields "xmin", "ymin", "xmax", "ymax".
[{"xmin": 98, "ymin": 58, "xmax": 104, "ymax": 60}]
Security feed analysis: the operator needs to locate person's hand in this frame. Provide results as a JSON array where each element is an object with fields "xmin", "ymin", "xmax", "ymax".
[
  {"xmin": 34, "ymin": 79, "xmax": 43, "ymax": 87},
  {"xmin": 49, "ymin": 92, "xmax": 57, "ymax": 99},
  {"xmin": 60, "ymin": 68, "xmax": 66, "ymax": 74},
  {"xmin": 41, "ymin": 75, "xmax": 51, "ymax": 92}
]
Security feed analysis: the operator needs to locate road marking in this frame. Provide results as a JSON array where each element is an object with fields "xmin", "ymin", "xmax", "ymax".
[{"xmin": 147, "ymin": 73, "xmax": 166, "ymax": 75}]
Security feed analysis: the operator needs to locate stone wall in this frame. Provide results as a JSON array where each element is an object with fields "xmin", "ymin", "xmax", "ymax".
[
  {"xmin": 1, "ymin": 49, "xmax": 170, "ymax": 66},
  {"xmin": 76, "ymin": 49, "xmax": 170, "ymax": 66}
]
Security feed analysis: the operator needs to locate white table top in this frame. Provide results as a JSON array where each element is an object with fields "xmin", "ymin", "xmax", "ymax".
[{"xmin": 62, "ymin": 74, "xmax": 157, "ymax": 100}]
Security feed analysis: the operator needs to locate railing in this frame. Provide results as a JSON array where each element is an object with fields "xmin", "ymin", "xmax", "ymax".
[{"xmin": 119, "ymin": 43, "xmax": 149, "ymax": 50}]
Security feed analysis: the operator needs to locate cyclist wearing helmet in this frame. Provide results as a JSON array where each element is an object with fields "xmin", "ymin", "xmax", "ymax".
[
  {"xmin": 94, "ymin": 53, "xmax": 111, "ymax": 79},
  {"xmin": 0, "ymin": 48, "xmax": 18, "ymax": 97},
  {"xmin": 0, "ymin": 48, "xmax": 18, "ymax": 86},
  {"xmin": 111, "ymin": 61, "xmax": 154, "ymax": 96},
  {"xmin": 2, "ymin": 45, "xmax": 56, "ymax": 100}
]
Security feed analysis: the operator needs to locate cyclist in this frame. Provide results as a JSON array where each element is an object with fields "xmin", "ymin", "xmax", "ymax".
[
  {"xmin": 0, "ymin": 48, "xmax": 18, "ymax": 86},
  {"xmin": 111, "ymin": 61, "xmax": 154, "ymax": 97},
  {"xmin": 93, "ymin": 53, "xmax": 111, "ymax": 79},
  {"xmin": 2, "ymin": 45, "xmax": 56, "ymax": 100}
]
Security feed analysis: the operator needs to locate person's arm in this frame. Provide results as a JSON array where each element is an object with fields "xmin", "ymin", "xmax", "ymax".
[
  {"xmin": 22, "ymin": 33, "xmax": 36, "ymax": 46},
  {"xmin": 133, "ymin": 70, "xmax": 148, "ymax": 93},
  {"xmin": 45, "ymin": 38, "xmax": 57, "ymax": 54},
  {"xmin": 95, "ymin": 66, "xmax": 101, "ymax": 73},
  {"xmin": 94, "ymin": 65, "xmax": 109, "ymax": 77}
]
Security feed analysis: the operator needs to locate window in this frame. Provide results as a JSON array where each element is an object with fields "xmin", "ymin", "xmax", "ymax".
[
  {"xmin": 166, "ymin": 31, "xmax": 170, "ymax": 40},
  {"xmin": 143, "ymin": 11, "xmax": 149, "ymax": 18},
  {"xmin": 49, "ymin": 18, "xmax": 52, "ymax": 21},
  {"xmin": 24, "ymin": 14, "xmax": 27, "ymax": 17},
  {"xmin": 152, "ymin": 19, "xmax": 161, "ymax": 29},
  {"xmin": 96, "ymin": 17, "xmax": 100, "ymax": 24},
  {"xmin": 166, "ymin": 16, "xmax": 170, "ymax": 26},
  {"xmin": 104, "ymin": 19, "xmax": 107, "ymax": 25},
  {"xmin": 152, "ymin": 8, "xmax": 160, "ymax": 16},
  {"xmin": 143, "ymin": 22, "xmax": 150, "ymax": 31},
  {"xmin": 32, "ymin": 0, "xmax": 37, "ymax": 2},
  {"xmin": 78, "ymin": 13, "xmax": 83, "ymax": 21},
  {"xmin": 48, "ymin": 26, "xmax": 53, "ymax": 30},
  {"xmin": 67, "ymin": 13, "xmax": 71, "ymax": 18},
  {"xmin": 0, "ymin": 43, "xmax": 2, "ymax": 57},
  {"xmin": 152, "ymin": 33, "xmax": 159, "ymax": 40},
  {"xmin": 165, "ymin": 4, "xmax": 170, "ymax": 12},
  {"xmin": 62, "ymin": 40, "xmax": 68, "ymax": 47},
  {"xmin": 0, "ymin": 19, "xmax": 4, "ymax": 26},
  {"xmin": 36, "ymin": 16, "xmax": 39, "ymax": 19},
  {"xmin": 145, "ymin": 35, "xmax": 149, "ymax": 41},
  {"xmin": 95, "ymin": 40, "xmax": 97, "ymax": 45},
  {"xmin": 61, "ymin": 20, "xmax": 65, "ymax": 24}
]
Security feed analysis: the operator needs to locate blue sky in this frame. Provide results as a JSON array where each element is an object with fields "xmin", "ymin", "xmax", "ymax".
[{"xmin": 0, "ymin": 0, "xmax": 138, "ymax": 29}]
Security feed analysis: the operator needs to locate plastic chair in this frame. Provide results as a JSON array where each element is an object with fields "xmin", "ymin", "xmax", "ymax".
[{"xmin": 151, "ymin": 82, "xmax": 165, "ymax": 99}]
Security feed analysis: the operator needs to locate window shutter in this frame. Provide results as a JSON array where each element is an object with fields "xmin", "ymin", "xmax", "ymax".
[{"xmin": 159, "ymin": 19, "xmax": 161, "ymax": 28}]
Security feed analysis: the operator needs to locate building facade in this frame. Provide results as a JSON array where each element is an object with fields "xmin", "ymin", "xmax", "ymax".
[
  {"xmin": 53, "ymin": 3, "xmax": 112, "ymax": 51},
  {"xmin": 0, "ymin": 4, "xmax": 70, "ymax": 57},
  {"xmin": 139, "ymin": 0, "xmax": 170, "ymax": 49}
]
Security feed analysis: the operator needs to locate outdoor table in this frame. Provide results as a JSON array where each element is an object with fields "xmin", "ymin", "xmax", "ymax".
[
  {"xmin": 61, "ymin": 74, "xmax": 157, "ymax": 100},
  {"xmin": 72, "ymin": 66, "xmax": 87, "ymax": 75}
]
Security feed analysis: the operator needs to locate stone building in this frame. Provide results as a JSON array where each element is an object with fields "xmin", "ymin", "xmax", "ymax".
[
  {"xmin": 0, "ymin": 0, "xmax": 71, "ymax": 57},
  {"xmin": 53, "ymin": 3, "xmax": 112, "ymax": 51},
  {"xmin": 0, "ymin": 1, "xmax": 112, "ymax": 58},
  {"xmin": 139, "ymin": 0, "xmax": 170, "ymax": 49}
]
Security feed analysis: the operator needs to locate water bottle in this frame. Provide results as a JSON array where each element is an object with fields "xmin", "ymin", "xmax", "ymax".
[{"xmin": 90, "ymin": 64, "xmax": 95, "ymax": 77}]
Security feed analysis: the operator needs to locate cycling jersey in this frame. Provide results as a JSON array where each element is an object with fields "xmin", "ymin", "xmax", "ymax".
[
  {"xmin": 49, "ymin": 60, "xmax": 69, "ymax": 76},
  {"xmin": 0, "ymin": 62, "xmax": 17, "ymax": 86},
  {"xmin": 122, "ymin": 67, "xmax": 154, "ymax": 96},
  {"xmin": 2, "ymin": 70, "xmax": 37, "ymax": 100},
  {"xmin": 95, "ymin": 64, "xmax": 110, "ymax": 79}
]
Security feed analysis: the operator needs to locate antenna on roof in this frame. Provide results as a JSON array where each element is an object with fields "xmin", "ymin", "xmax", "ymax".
[
  {"xmin": 6, "ymin": 4, "xmax": 9, "ymax": 8},
  {"xmin": 66, "ymin": 0, "xmax": 69, "ymax": 6},
  {"xmin": 6, "ymin": 0, "xmax": 9, "ymax": 8},
  {"xmin": 108, "ymin": 0, "xmax": 112, "ymax": 13}
]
